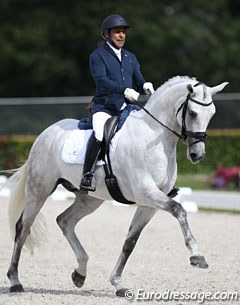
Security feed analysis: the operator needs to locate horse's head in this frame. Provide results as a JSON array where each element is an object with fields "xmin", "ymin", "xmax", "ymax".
[{"xmin": 176, "ymin": 81, "xmax": 228, "ymax": 164}]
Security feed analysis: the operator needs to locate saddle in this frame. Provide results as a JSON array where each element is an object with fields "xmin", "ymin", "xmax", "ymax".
[{"xmin": 77, "ymin": 104, "xmax": 140, "ymax": 204}]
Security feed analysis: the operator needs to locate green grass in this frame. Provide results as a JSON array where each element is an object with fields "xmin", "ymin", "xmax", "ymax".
[
  {"xmin": 176, "ymin": 174, "xmax": 210, "ymax": 190},
  {"xmin": 176, "ymin": 173, "xmax": 240, "ymax": 191},
  {"xmin": 199, "ymin": 207, "xmax": 240, "ymax": 214}
]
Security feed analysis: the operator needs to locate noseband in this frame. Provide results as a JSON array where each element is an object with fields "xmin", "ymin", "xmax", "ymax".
[{"xmin": 176, "ymin": 82, "xmax": 213, "ymax": 147}]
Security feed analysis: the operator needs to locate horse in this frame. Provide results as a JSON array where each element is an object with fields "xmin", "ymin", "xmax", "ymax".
[{"xmin": 5, "ymin": 76, "xmax": 228, "ymax": 296}]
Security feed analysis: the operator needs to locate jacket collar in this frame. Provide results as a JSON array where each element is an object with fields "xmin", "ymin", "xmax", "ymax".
[
  {"xmin": 107, "ymin": 42, "xmax": 121, "ymax": 60},
  {"xmin": 104, "ymin": 42, "xmax": 124, "ymax": 62}
]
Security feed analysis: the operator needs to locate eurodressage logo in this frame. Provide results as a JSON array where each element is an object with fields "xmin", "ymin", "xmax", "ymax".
[{"xmin": 124, "ymin": 289, "xmax": 239, "ymax": 303}]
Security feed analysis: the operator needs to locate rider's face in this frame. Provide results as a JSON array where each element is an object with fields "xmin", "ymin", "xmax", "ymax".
[{"xmin": 108, "ymin": 27, "xmax": 126, "ymax": 48}]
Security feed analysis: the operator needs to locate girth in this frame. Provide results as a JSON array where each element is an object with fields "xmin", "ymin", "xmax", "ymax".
[{"xmin": 101, "ymin": 115, "xmax": 135, "ymax": 205}]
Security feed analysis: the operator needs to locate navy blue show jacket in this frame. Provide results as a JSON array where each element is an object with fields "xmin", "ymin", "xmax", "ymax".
[{"xmin": 89, "ymin": 42, "xmax": 146, "ymax": 116}]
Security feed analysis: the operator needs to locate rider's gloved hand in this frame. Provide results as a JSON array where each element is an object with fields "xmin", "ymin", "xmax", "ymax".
[
  {"xmin": 124, "ymin": 88, "xmax": 140, "ymax": 102},
  {"xmin": 143, "ymin": 82, "xmax": 155, "ymax": 94}
]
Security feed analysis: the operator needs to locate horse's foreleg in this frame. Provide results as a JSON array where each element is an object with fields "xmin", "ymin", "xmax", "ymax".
[
  {"xmin": 167, "ymin": 199, "xmax": 208, "ymax": 268},
  {"xmin": 110, "ymin": 206, "xmax": 157, "ymax": 297},
  {"xmin": 56, "ymin": 194, "xmax": 103, "ymax": 288}
]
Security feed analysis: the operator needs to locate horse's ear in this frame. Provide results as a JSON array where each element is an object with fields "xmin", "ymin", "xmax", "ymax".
[
  {"xmin": 210, "ymin": 82, "xmax": 229, "ymax": 95},
  {"xmin": 187, "ymin": 84, "xmax": 194, "ymax": 94}
]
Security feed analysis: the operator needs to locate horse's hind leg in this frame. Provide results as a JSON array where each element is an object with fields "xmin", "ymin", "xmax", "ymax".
[
  {"xmin": 110, "ymin": 206, "xmax": 157, "ymax": 296},
  {"xmin": 56, "ymin": 193, "xmax": 103, "ymax": 288},
  {"xmin": 7, "ymin": 157, "xmax": 58, "ymax": 293},
  {"xmin": 167, "ymin": 199, "xmax": 208, "ymax": 268},
  {"xmin": 7, "ymin": 191, "xmax": 49, "ymax": 292}
]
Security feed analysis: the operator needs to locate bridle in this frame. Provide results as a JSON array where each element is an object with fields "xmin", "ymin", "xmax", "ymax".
[
  {"xmin": 176, "ymin": 82, "xmax": 213, "ymax": 146},
  {"xmin": 137, "ymin": 82, "xmax": 213, "ymax": 146}
]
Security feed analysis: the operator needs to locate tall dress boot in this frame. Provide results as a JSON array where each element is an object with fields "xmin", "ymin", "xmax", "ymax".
[{"xmin": 80, "ymin": 132, "xmax": 102, "ymax": 191}]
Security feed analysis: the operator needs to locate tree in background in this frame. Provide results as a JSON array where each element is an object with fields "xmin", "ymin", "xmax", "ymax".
[{"xmin": 0, "ymin": 0, "xmax": 239, "ymax": 97}]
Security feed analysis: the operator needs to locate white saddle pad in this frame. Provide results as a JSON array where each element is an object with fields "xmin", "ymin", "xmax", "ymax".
[{"xmin": 61, "ymin": 129, "xmax": 121, "ymax": 165}]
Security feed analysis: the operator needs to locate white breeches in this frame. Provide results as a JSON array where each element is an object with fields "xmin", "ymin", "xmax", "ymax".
[{"xmin": 92, "ymin": 112, "xmax": 112, "ymax": 141}]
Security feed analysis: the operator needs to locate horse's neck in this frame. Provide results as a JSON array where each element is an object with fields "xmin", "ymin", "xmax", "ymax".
[{"xmin": 144, "ymin": 83, "xmax": 186, "ymax": 134}]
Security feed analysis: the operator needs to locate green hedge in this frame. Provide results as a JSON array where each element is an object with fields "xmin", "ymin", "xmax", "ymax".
[
  {"xmin": 1, "ymin": 131, "xmax": 240, "ymax": 174},
  {"xmin": 0, "ymin": 135, "xmax": 36, "ymax": 171},
  {"xmin": 177, "ymin": 130, "xmax": 240, "ymax": 174}
]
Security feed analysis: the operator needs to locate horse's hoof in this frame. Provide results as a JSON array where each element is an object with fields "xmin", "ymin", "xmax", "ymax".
[
  {"xmin": 10, "ymin": 284, "xmax": 24, "ymax": 293},
  {"xmin": 116, "ymin": 288, "xmax": 133, "ymax": 299},
  {"xmin": 71, "ymin": 270, "xmax": 86, "ymax": 288},
  {"xmin": 190, "ymin": 255, "xmax": 209, "ymax": 268}
]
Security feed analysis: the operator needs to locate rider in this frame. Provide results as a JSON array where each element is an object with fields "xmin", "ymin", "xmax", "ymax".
[{"xmin": 80, "ymin": 14, "xmax": 155, "ymax": 191}]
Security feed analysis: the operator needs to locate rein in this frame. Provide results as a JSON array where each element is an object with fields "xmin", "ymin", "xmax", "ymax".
[
  {"xmin": 137, "ymin": 82, "xmax": 213, "ymax": 145},
  {"xmin": 136, "ymin": 98, "xmax": 182, "ymax": 139}
]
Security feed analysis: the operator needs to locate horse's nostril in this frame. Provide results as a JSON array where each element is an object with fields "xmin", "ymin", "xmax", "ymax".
[
  {"xmin": 190, "ymin": 152, "xmax": 204, "ymax": 162},
  {"xmin": 190, "ymin": 153, "xmax": 197, "ymax": 160}
]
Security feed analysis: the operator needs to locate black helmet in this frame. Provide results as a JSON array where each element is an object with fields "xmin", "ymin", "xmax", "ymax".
[{"xmin": 101, "ymin": 15, "xmax": 130, "ymax": 34}]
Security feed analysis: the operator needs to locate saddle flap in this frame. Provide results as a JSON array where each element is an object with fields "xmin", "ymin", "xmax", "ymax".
[{"xmin": 103, "ymin": 116, "xmax": 120, "ymax": 145}]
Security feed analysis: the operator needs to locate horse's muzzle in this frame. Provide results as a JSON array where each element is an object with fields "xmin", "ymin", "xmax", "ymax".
[
  {"xmin": 187, "ymin": 137, "xmax": 206, "ymax": 164},
  {"xmin": 189, "ymin": 151, "xmax": 205, "ymax": 163}
]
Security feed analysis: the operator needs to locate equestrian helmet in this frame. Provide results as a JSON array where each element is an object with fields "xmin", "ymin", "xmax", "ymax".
[{"xmin": 101, "ymin": 15, "xmax": 130, "ymax": 34}]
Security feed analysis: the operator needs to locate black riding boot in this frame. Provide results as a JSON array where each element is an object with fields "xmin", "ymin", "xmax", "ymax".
[{"xmin": 80, "ymin": 132, "xmax": 102, "ymax": 191}]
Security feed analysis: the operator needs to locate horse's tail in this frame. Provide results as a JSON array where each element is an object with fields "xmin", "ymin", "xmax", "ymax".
[{"xmin": 6, "ymin": 162, "xmax": 47, "ymax": 253}]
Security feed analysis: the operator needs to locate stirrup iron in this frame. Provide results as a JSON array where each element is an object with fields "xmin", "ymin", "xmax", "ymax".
[{"xmin": 80, "ymin": 172, "xmax": 97, "ymax": 192}]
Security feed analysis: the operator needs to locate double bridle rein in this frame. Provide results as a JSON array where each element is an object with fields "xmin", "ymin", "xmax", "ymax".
[{"xmin": 138, "ymin": 82, "xmax": 213, "ymax": 146}]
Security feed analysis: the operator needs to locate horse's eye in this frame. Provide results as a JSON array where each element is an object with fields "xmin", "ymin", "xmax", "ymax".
[{"xmin": 189, "ymin": 110, "xmax": 197, "ymax": 118}]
